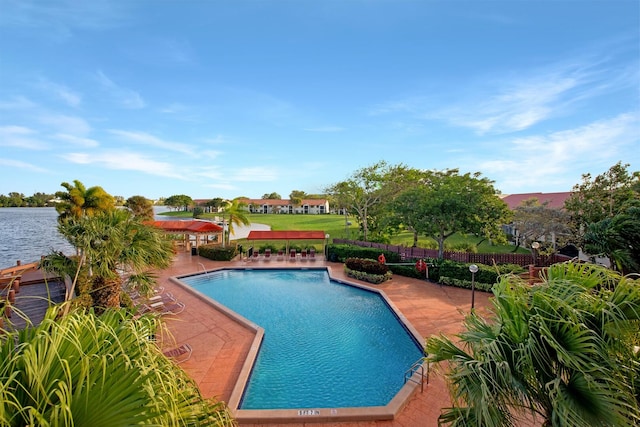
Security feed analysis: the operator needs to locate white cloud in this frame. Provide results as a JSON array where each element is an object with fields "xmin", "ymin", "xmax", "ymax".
[
  {"xmin": 232, "ymin": 167, "xmax": 279, "ymax": 182},
  {"xmin": 108, "ymin": 129, "xmax": 194, "ymax": 156},
  {"xmin": 39, "ymin": 113, "xmax": 91, "ymax": 135},
  {"xmin": 54, "ymin": 133, "xmax": 99, "ymax": 147},
  {"xmin": 159, "ymin": 103, "xmax": 187, "ymax": 114},
  {"xmin": 303, "ymin": 126, "xmax": 345, "ymax": 132},
  {"xmin": 61, "ymin": 151, "xmax": 185, "ymax": 179},
  {"xmin": 373, "ymin": 48, "xmax": 638, "ymax": 136},
  {"xmin": 479, "ymin": 112, "xmax": 639, "ymax": 192},
  {"xmin": 0, "ymin": 126, "xmax": 48, "ymax": 149},
  {"xmin": 96, "ymin": 71, "xmax": 146, "ymax": 109},
  {"xmin": 0, "ymin": 96, "xmax": 37, "ymax": 110},
  {"xmin": 0, "ymin": 158, "xmax": 49, "ymax": 173},
  {"xmin": 38, "ymin": 79, "xmax": 82, "ymax": 107}
]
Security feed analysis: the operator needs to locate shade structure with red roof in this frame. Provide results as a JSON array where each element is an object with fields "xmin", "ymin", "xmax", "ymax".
[{"xmin": 150, "ymin": 220, "xmax": 223, "ymax": 252}]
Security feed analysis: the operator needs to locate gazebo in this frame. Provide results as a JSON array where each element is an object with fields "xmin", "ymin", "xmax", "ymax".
[
  {"xmin": 246, "ymin": 230, "xmax": 328, "ymax": 256},
  {"xmin": 150, "ymin": 220, "xmax": 224, "ymax": 252}
]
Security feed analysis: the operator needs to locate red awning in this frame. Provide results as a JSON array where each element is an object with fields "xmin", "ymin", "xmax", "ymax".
[
  {"xmin": 247, "ymin": 230, "xmax": 326, "ymax": 240},
  {"xmin": 150, "ymin": 220, "xmax": 223, "ymax": 233}
]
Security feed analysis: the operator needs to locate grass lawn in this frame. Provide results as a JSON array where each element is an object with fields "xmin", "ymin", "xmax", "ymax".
[{"xmin": 159, "ymin": 211, "xmax": 526, "ymax": 254}]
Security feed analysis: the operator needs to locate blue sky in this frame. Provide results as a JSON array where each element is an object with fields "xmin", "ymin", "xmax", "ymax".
[{"xmin": 1, "ymin": 1, "xmax": 638, "ymax": 201}]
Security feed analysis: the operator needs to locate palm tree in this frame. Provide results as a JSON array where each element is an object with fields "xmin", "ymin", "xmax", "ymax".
[
  {"xmin": 55, "ymin": 180, "xmax": 115, "ymax": 220},
  {"xmin": 0, "ymin": 306, "xmax": 236, "ymax": 426},
  {"xmin": 45, "ymin": 209, "xmax": 174, "ymax": 312},
  {"xmin": 426, "ymin": 262, "xmax": 640, "ymax": 427},
  {"xmin": 220, "ymin": 198, "xmax": 251, "ymax": 247}
]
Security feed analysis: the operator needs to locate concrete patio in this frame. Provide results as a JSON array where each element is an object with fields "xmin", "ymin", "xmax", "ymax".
[{"xmin": 155, "ymin": 252, "xmax": 496, "ymax": 427}]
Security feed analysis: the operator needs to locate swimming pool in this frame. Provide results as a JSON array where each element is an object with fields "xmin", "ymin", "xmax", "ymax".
[{"xmin": 180, "ymin": 268, "xmax": 424, "ymax": 412}]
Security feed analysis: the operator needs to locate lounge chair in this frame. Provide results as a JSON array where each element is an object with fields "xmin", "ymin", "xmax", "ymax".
[
  {"xmin": 300, "ymin": 249, "xmax": 308, "ymax": 262},
  {"xmin": 163, "ymin": 343, "xmax": 193, "ymax": 363},
  {"xmin": 276, "ymin": 250, "xmax": 284, "ymax": 261},
  {"xmin": 309, "ymin": 248, "xmax": 316, "ymax": 261},
  {"xmin": 138, "ymin": 300, "xmax": 186, "ymax": 316},
  {"xmin": 289, "ymin": 249, "xmax": 297, "ymax": 262},
  {"xmin": 263, "ymin": 249, "xmax": 272, "ymax": 261},
  {"xmin": 252, "ymin": 250, "xmax": 260, "ymax": 261},
  {"xmin": 130, "ymin": 290, "xmax": 176, "ymax": 304}
]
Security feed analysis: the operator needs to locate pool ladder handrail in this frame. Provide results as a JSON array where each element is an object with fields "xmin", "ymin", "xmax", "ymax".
[
  {"xmin": 404, "ymin": 358, "xmax": 429, "ymax": 393},
  {"xmin": 198, "ymin": 262, "xmax": 210, "ymax": 277}
]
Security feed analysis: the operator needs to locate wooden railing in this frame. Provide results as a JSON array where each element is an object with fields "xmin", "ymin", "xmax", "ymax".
[{"xmin": 332, "ymin": 239, "xmax": 570, "ymax": 267}]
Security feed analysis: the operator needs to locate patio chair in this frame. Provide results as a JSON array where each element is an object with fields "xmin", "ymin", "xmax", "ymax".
[
  {"xmin": 289, "ymin": 249, "xmax": 297, "ymax": 262},
  {"xmin": 138, "ymin": 300, "xmax": 186, "ymax": 316},
  {"xmin": 163, "ymin": 343, "xmax": 193, "ymax": 364},
  {"xmin": 309, "ymin": 248, "xmax": 316, "ymax": 261},
  {"xmin": 263, "ymin": 249, "xmax": 272, "ymax": 261},
  {"xmin": 252, "ymin": 250, "xmax": 260, "ymax": 261},
  {"xmin": 300, "ymin": 249, "xmax": 308, "ymax": 262},
  {"xmin": 130, "ymin": 290, "xmax": 176, "ymax": 305},
  {"xmin": 276, "ymin": 250, "xmax": 284, "ymax": 261}
]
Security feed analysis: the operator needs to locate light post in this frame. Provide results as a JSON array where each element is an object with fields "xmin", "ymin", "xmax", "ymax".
[
  {"xmin": 531, "ymin": 241, "xmax": 540, "ymax": 266},
  {"xmin": 469, "ymin": 264, "xmax": 478, "ymax": 310}
]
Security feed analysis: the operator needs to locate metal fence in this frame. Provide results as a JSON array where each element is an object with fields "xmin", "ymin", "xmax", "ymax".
[{"xmin": 332, "ymin": 239, "xmax": 570, "ymax": 267}]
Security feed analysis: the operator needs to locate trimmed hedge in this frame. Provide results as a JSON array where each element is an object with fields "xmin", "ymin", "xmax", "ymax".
[
  {"xmin": 327, "ymin": 244, "xmax": 401, "ymax": 264},
  {"xmin": 438, "ymin": 276, "xmax": 494, "ymax": 292},
  {"xmin": 344, "ymin": 267, "xmax": 392, "ymax": 285},
  {"xmin": 197, "ymin": 244, "xmax": 237, "ymax": 261}
]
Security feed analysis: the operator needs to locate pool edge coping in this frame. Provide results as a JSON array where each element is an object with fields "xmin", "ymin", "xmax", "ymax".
[{"xmin": 170, "ymin": 266, "xmax": 426, "ymax": 424}]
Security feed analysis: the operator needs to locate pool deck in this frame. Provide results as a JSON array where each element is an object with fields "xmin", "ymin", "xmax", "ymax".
[{"xmin": 156, "ymin": 252, "xmax": 496, "ymax": 427}]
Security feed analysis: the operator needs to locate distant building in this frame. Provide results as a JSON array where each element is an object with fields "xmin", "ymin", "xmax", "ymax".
[
  {"xmin": 238, "ymin": 198, "xmax": 330, "ymax": 214},
  {"xmin": 500, "ymin": 192, "xmax": 572, "ymax": 210}
]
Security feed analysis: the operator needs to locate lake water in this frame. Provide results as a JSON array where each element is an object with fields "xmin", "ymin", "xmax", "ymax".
[{"xmin": 0, "ymin": 207, "xmax": 172, "ymax": 269}]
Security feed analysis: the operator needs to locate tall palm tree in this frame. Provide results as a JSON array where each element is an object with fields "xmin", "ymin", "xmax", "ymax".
[
  {"xmin": 55, "ymin": 180, "xmax": 115, "ymax": 220},
  {"xmin": 426, "ymin": 262, "xmax": 640, "ymax": 427},
  {"xmin": 220, "ymin": 198, "xmax": 251, "ymax": 247},
  {"xmin": 46, "ymin": 209, "xmax": 174, "ymax": 312},
  {"xmin": 0, "ymin": 306, "xmax": 236, "ymax": 426}
]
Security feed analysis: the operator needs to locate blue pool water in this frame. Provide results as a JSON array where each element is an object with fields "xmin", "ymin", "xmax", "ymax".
[{"xmin": 182, "ymin": 269, "xmax": 423, "ymax": 410}]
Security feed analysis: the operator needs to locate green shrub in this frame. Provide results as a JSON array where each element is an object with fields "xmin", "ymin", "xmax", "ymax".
[
  {"xmin": 198, "ymin": 244, "xmax": 237, "ymax": 261},
  {"xmin": 327, "ymin": 244, "xmax": 400, "ymax": 264},
  {"xmin": 344, "ymin": 267, "xmax": 392, "ymax": 285},
  {"xmin": 345, "ymin": 258, "xmax": 389, "ymax": 275},
  {"xmin": 344, "ymin": 257, "xmax": 391, "ymax": 284},
  {"xmin": 438, "ymin": 276, "xmax": 494, "ymax": 292}
]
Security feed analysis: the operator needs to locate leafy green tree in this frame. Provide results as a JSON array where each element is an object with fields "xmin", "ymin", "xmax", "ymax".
[
  {"xmin": 262, "ymin": 192, "xmax": 282, "ymax": 199},
  {"xmin": 55, "ymin": 180, "xmax": 115, "ymax": 220},
  {"xmin": 584, "ymin": 202, "xmax": 640, "ymax": 274},
  {"xmin": 325, "ymin": 161, "xmax": 422, "ymax": 241},
  {"xmin": 391, "ymin": 170, "xmax": 511, "ymax": 258},
  {"xmin": 288, "ymin": 190, "xmax": 306, "ymax": 212},
  {"xmin": 426, "ymin": 262, "xmax": 640, "ymax": 427},
  {"xmin": 125, "ymin": 195, "xmax": 155, "ymax": 221},
  {"xmin": 25, "ymin": 192, "xmax": 52, "ymax": 207},
  {"xmin": 565, "ymin": 162, "xmax": 640, "ymax": 243},
  {"xmin": 45, "ymin": 209, "xmax": 174, "ymax": 312},
  {"xmin": 511, "ymin": 198, "xmax": 571, "ymax": 253},
  {"xmin": 165, "ymin": 194, "xmax": 193, "ymax": 212},
  {"xmin": 205, "ymin": 197, "xmax": 226, "ymax": 213},
  {"xmin": 7, "ymin": 192, "xmax": 25, "ymax": 207},
  {"xmin": 0, "ymin": 306, "xmax": 235, "ymax": 426}
]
